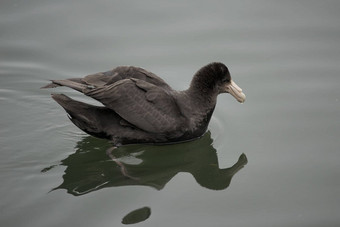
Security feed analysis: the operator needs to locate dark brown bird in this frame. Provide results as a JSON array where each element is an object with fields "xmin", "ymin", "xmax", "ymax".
[{"xmin": 42, "ymin": 62, "xmax": 245, "ymax": 146}]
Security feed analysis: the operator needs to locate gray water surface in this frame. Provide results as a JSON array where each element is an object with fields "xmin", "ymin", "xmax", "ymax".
[{"xmin": 1, "ymin": 0, "xmax": 340, "ymax": 226}]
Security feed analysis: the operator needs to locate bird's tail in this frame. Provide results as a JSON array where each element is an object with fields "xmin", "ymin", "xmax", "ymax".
[{"xmin": 51, "ymin": 94, "xmax": 118, "ymax": 139}]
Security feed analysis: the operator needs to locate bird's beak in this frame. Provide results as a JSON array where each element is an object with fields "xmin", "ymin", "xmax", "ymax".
[{"xmin": 225, "ymin": 80, "xmax": 246, "ymax": 103}]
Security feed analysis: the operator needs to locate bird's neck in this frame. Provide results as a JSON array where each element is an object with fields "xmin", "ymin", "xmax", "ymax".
[
  {"xmin": 178, "ymin": 88, "xmax": 217, "ymax": 127},
  {"xmin": 185, "ymin": 83, "xmax": 218, "ymax": 108}
]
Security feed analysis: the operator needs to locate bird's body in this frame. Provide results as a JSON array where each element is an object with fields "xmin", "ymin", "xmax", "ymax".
[{"xmin": 42, "ymin": 62, "xmax": 245, "ymax": 146}]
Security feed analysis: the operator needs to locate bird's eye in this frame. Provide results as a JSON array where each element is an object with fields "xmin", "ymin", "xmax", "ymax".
[{"xmin": 222, "ymin": 78, "xmax": 230, "ymax": 83}]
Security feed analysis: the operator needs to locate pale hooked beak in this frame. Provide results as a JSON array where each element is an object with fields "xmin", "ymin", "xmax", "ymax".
[{"xmin": 225, "ymin": 80, "xmax": 246, "ymax": 103}]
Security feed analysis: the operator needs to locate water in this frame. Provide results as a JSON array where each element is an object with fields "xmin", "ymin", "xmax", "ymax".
[{"xmin": 1, "ymin": 0, "xmax": 340, "ymax": 226}]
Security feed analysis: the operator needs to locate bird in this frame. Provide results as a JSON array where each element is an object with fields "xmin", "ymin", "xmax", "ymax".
[{"xmin": 42, "ymin": 62, "xmax": 245, "ymax": 146}]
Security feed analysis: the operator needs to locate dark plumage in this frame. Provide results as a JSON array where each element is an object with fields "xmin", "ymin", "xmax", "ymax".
[{"xmin": 42, "ymin": 62, "xmax": 245, "ymax": 146}]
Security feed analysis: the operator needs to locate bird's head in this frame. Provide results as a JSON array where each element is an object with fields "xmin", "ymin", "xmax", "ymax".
[{"xmin": 191, "ymin": 62, "xmax": 246, "ymax": 103}]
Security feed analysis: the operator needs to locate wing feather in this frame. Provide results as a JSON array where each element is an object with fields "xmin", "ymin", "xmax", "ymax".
[
  {"xmin": 85, "ymin": 79, "xmax": 184, "ymax": 134},
  {"xmin": 83, "ymin": 66, "xmax": 171, "ymax": 88}
]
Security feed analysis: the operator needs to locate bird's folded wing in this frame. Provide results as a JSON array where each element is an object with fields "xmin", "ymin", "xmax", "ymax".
[
  {"xmin": 42, "ymin": 66, "xmax": 171, "ymax": 89},
  {"xmin": 85, "ymin": 78, "xmax": 184, "ymax": 133}
]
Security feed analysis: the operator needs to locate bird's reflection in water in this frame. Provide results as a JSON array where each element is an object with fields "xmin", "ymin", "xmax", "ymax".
[
  {"xmin": 53, "ymin": 131, "xmax": 247, "ymax": 194},
  {"xmin": 48, "ymin": 131, "xmax": 247, "ymax": 224}
]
